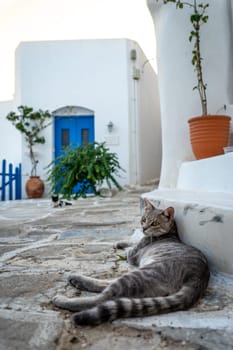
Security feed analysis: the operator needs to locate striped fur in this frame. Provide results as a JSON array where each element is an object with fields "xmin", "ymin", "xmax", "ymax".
[{"xmin": 53, "ymin": 199, "xmax": 210, "ymax": 326}]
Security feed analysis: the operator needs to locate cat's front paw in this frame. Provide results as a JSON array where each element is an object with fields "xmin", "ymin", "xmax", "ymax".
[
  {"xmin": 68, "ymin": 274, "xmax": 96, "ymax": 291},
  {"xmin": 52, "ymin": 294, "xmax": 69, "ymax": 309},
  {"xmin": 68, "ymin": 274, "xmax": 84, "ymax": 289}
]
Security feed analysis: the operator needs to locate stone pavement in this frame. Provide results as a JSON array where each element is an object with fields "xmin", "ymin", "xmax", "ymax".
[{"xmin": 0, "ymin": 186, "xmax": 233, "ymax": 350}]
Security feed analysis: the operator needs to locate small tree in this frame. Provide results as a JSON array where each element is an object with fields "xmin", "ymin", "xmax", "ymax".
[
  {"xmin": 158, "ymin": 0, "xmax": 209, "ymax": 115},
  {"xmin": 47, "ymin": 142, "xmax": 124, "ymax": 199},
  {"xmin": 6, "ymin": 105, "xmax": 52, "ymax": 176}
]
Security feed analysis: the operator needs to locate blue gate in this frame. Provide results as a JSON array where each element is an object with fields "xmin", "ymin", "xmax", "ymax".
[{"xmin": 0, "ymin": 159, "xmax": 22, "ymax": 201}]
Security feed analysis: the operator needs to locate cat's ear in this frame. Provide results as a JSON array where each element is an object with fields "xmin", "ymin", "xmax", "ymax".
[
  {"xmin": 163, "ymin": 207, "xmax": 175, "ymax": 219},
  {"xmin": 144, "ymin": 198, "xmax": 154, "ymax": 212}
]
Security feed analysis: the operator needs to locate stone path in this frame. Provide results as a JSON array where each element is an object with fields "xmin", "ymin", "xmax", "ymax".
[{"xmin": 1, "ymin": 186, "xmax": 233, "ymax": 350}]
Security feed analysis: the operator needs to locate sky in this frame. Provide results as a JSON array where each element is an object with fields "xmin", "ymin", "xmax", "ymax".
[{"xmin": 0, "ymin": 0, "xmax": 157, "ymax": 101}]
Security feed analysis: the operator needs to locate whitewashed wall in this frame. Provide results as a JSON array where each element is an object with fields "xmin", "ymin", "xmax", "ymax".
[
  {"xmin": 15, "ymin": 39, "xmax": 131, "ymax": 193},
  {"xmin": 0, "ymin": 100, "xmax": 21, "ymax": 165},
  {"xmin": 0, "ymin": 38, "xmax": 161, "ymax": 197},
  {"xmin": 127, "ymin": 40, "xmax": 161, "ymax": 185},
  {"xmin": 147, "ymin": 0, "xmax": 233, "ymax": 189}
]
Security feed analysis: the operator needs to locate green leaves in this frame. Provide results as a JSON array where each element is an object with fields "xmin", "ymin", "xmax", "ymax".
[
  {"xmin": 190, "ymin": 13, "xmax": 201, "ymax": 23},
  {"xmin": 6, "ymin": 105, "xmax": 52, "ymax": 176},
  {"xmin": 6, "ymin": 105, "xmax": 52, "ymax": 146},
  {"xmin": 190, "ymin": 12, "xmax": 208, "ymax": 26},
  {"xmin": 47, "ymin": 142, "xmax": 125, "ymax": 199},
  {"xmin": 189, "ymin": 30, "xmax": 197, "ymax": 42},
  {"xmin": 158, "ymin": 0, "xmax": 209, "ymax": 116},
  {"xmin": 117, "ymin": 254, "xmax": 127, "ymax": 261},
  {"xmin": 202, "ymin": 15, "xmax": 208, "ymax": 23}
]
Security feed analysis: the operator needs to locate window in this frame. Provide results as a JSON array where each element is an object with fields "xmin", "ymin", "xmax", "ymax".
[
  {"xmin": 62, "ymin": 129, "xmax": 69, "ymax": 147},
  {"xmin": 81, "ymin": 128, "xmax": 89, "ymax": 145}
]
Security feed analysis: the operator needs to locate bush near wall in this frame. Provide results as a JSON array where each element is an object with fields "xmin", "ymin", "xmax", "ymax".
[{"xmin": 47, "ymin": 142, "xmax": 124, "ymax": 199}]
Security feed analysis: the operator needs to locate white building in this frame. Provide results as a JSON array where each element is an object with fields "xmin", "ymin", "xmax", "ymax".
[
  {"xmin": 0, "ymin": 38, "xmax": 161, "ymax": 197},
  {"xmin": 147, "ymin": 0, "xmax": 233, "ymax": 274}
]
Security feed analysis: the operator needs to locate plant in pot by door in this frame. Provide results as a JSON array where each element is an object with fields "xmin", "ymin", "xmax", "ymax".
[
  {"xmin": 6, "ymin": 105, "xmax": 52, "ymax": 198},
  {"xmin": 47, "ymin": 142, "xmax": 124, "ymax": 199},
  {"xmin": 157, "ymin": 0, "xmax": 231, "ymax": 159}
]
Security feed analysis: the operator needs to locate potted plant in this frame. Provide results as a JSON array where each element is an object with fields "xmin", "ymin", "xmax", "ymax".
[
  {"xmin": 47, "ymin": 142, "xmax": 124, "ymax": 199},
  {"xmin": 6, "ymin": 105, "xmax": 52, "ymax": 198},
  {"xmin": 157, "ymin": 0, "xmax": 231, "ymax": 159}
]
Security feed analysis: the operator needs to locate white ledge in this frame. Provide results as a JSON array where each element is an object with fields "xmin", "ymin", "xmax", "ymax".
[
  {"xmin": 143, "ymin": 188, "xmax": 233, "ymax": 209},
  {"xmin": 177, "ymin": 152, "xmax": 233, "ymax": 194}
]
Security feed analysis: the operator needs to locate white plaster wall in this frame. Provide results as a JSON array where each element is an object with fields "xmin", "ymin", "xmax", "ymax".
[
  {"xmin": 127, "ymin": 41, "xmax": 161, "ymax": 185},
  {"xmin": 0, "ymin": 38, "xmax": 161, "ymax": 198},
  {"xmin": 14, "ymin": 38, "xmax": 161, "ymax": 196},
  {"xmin": 16, "ymin": 39, "xmax": 130, "ymax": 194},
  {"xmin": 147, "ymin": 0, "xmax": 233, "ymax": 189},
  {"xmin": 0, "ymin": 100, "xmax": 21, "ymax": 166},
  {"xmin": 137, "ymin": 48, "xmax": 161, "ymax": 184}
]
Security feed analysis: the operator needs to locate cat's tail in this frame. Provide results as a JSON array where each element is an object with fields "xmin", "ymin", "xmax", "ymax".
[{"xmin": 73, "ymin": 285, "xmax": 200, "ymax": 326}]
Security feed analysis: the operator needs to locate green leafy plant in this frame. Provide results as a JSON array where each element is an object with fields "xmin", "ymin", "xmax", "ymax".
[
  {"xmin": 117, "ymin": 254, "xmax": 127, "ymax": 261},
  {"xmin": 47, "ymin": 142, "xmax": 124, "ymax": 199},
  {"xmin": 158, "ymin": 0, "xmax": 209, "ymax": 115},
  {"xmin": 6, "ymin": 105, "xmax": 52, "ymax": 176}
]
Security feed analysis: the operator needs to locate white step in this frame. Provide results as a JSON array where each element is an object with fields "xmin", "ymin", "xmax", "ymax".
[{"xmin": 177, "ymin": 152, "xmax": 233, "ymax": 194}]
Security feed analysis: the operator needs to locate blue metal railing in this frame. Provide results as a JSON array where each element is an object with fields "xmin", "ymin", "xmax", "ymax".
[{"xmin": 0, "ymin": 159, "xmax": 22, "ymax": 201}]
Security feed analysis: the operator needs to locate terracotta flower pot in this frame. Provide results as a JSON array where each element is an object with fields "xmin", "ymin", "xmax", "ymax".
[
  {"xmin": 188, "ymin": 115, "xmax": 231, "ymax": 160},
  {"xmin": 25, "ymin": 176, "xmax": 45, "ymax": 198}
]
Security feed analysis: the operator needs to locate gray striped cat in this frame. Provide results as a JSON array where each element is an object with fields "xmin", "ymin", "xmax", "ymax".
[{"xmin": 52, "ymin": 198, "xmax": 210, "ymax": 325}]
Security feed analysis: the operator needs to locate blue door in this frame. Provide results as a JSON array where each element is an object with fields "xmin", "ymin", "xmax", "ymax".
[
  {"xmin": 54, "ymin": 115, "xmax": 94, "ymax": 159},
  {"xmin": 54, "ymin": 115, "xmax": 95, "ymax": 194}
]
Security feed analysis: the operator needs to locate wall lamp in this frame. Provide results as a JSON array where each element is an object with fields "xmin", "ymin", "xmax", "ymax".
[{"xmin": 107, "ymin": 121, "xmax": 114, "ymax": 133}]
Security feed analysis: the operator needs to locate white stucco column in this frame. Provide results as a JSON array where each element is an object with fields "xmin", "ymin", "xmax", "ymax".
[{"xmin": 147, "ymin": 0, "xmax": 233, "ymax": 188}]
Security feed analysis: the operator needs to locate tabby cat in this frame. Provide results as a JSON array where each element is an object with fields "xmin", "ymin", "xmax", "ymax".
[{"xmin": 52, "ymin": 198, "xmax": 210, "ymax": 325}]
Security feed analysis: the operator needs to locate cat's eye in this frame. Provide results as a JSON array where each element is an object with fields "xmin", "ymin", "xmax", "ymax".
[{"xmin": 152, "ymin": 221, "xmax": 159, "ymax": 226}]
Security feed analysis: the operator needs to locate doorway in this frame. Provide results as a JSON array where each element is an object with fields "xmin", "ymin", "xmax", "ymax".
[
  {"xmin": 54, "ymin": 115, "xmax": 94, "ymax": 159},
  {"xmin": 53, "ymin": 106, "xmax": 95, "ymax": 194}
]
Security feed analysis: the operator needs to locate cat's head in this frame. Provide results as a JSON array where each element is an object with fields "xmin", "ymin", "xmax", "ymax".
[{"xmin": 141, "ymin": 198, "xmax": 175, "ymax": 237}]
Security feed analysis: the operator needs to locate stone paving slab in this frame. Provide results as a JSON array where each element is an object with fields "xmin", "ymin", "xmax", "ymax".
[
  {"xmin": 0, "ymin": 310, "xmax": 63, "ymax": 350},
  {"xmin": 1, "ymin": 186, "xmax": 233, "ymax": 350},
  {"xmin": 117, "ymin": 309, "xmax": 233, "ymax": 331}
]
